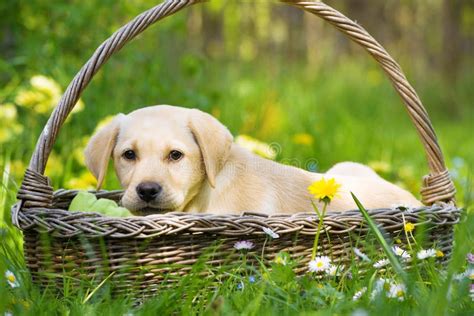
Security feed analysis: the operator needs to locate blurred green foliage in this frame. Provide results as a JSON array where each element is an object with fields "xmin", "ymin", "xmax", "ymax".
[{"xmin": 0, "ymin": 0, "xmax": 472, "ymax": 204}]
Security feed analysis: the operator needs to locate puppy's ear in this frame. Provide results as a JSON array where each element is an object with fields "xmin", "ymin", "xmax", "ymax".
[
  {"xmin": 84, "ymin": 114, "xmax": 125, "ymax": 190},
  {"xmin": 188, "ymin": 109, "xmax": 233, "ymax": 188}
]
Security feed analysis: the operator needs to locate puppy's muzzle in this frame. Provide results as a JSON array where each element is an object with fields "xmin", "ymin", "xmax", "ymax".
[{"xmin": 136, "ymin": 182, "xmax": 162, "ymax": 202}]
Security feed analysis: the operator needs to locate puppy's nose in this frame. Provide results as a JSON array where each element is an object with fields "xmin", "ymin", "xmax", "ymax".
[{"xmin": 136, "ymin": 182, "xmax": 162, "ymax": 202}]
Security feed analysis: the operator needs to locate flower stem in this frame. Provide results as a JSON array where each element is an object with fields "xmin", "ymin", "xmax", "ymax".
[
  {"xmin": 402, "ymin": 214, "xmax": 414, "ymax": 251},
  {"xmin": 311, "ymin": 201, "xmax": 327, "ymax": 260}
]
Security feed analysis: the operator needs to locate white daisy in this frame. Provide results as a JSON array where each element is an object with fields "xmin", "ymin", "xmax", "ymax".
[
  {"xmin": 387, "ymin": 283, "xmax": 406, "ymax": 301},
  {"xmin": 468, "ymin": 269, "xmax": 474, "ymax": 280},
  {"xmin": 417, "ymin": 248, "xmax": 437, "ymax": 260},
  {"xmin": 455, "ymin": 268, "xmax": 474, "ymax": 281},
  {"xmin": 262, "ymin": 227, "xmax": 279, "ymax": 239},
  {"xmin": 5, "ymin": 270, "xmax": 19, "ymax": 288},
  {"xmin": 352, "ymin": 287, "xmax": 367, "ymax": 301},
  {"xmin": 453, "ymin": 273, "xmax": 463, "ymax": 281},
  {"xmin": 308, "ymin": 256, "xmax": 332, "ymax": 273},
  {"xmin": 375, "ymin": 278, "xmax": 390, "ymax": 291},
  {"xmin": 326, "ymin": 264, "xmax": 344, "ymax": 276},
  {"xmin": 370, "ymin": 278, "xmax": 390, "ymax": 300},
  {"xmin": 234, "ymin": 240, "xmax": 255, "ymax": 250},
  {"xmin": 392, "ymin": 246, "xmax": 411, "ymax": 260},
  {"xmin": 373, "ymin": 259, "xmax": 390, "ymax": 269},
  {"xmin": 353, "ymin": 248, "xmax": 371, "ymax": 262}
]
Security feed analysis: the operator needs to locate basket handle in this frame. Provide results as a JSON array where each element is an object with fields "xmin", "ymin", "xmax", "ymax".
[{"xmin": 17, "ymin": 0, "xmax": 455, "ymax": 210}]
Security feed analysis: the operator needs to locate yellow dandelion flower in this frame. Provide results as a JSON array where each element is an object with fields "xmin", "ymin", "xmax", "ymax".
[
  {"xmin": 292, "ymin": 133, "xmax": 314, "ymax": 146},
  {"xmin": 404, "ymin": 222, "xmax": 415, "ymax": 233},
  {"xmin": 436, "ymin": 250, "xmax": 444, "ymax": 258},
  {"xmin": 308, "ymin": 177, "xmax": 341, "ymax": 203}
]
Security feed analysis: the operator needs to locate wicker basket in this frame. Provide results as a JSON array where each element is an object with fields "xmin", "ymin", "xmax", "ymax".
[{"xmin": 12, "ymin": 0, "xmax": 460, "ymax": 299}]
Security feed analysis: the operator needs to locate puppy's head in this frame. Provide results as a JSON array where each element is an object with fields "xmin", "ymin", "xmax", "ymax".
[{"xmin": 84, "ymin": 105, "xmax": 233, "ymax": 215}]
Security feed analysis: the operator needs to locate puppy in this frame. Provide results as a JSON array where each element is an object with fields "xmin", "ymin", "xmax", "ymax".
[{"xmin": 84, "ymin": 105, "xmax": 422, "ymax": 215}]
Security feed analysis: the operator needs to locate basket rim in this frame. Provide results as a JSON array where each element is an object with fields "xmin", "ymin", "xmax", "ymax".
[{"xmin": 12, "ymin": 196, "xmax": 461, "ymax": 239}]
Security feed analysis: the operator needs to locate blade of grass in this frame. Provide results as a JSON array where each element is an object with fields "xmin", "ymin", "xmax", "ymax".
[
  {"xmin": 430, "ymin": 211, "xmax": 473, "ymax": 315},
  {"xmin": 351, "ymin": 192, "xmax": 407, "ymax": 282},
  {"xmin": 82, "ymin": 271, "xmax": 115, "ymax": 304}
]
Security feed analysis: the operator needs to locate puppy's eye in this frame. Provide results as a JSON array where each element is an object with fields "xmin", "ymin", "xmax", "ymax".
[
  {"xmin": 168, "ymin": 150, "xmax": 183, "ymax": 161},
  {"xmin": 122, "ymin": 150, "xmax": 136, "ymax": 160}
]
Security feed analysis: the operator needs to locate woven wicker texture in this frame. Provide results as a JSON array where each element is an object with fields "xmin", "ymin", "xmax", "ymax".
[
  {"xmin": 12, "ymin": 0, "xmax": 461, "ymax": 299},
  {"xmin": 21, "ymin": 189, "xmax": 458, "ymax": 299},
  {"xmin": 23, "ymin": 222, "xmax": 455, "ymax": 299}
]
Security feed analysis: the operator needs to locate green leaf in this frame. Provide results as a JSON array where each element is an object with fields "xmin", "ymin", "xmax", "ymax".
[
  {"xmin": 68, "ymin": 191, "xmax": 97, "ymax": 212},
  {"xmin": 92, "ymin": 198, "xmax": 119, "ymax": 212},
  {"xmin": 351, "ymin": 192, "xmax": 407, "ymax": 282},
  {"xmin": 115, "ymin": 206, "xmax": 133, "ymax": 217},
  {"xmin": 68, "ymin": 191, "xmax": 132, "ymax": 217},
  {"xmin": 92, "ymin": 198, "xmax": 132, "ymax": 217}
]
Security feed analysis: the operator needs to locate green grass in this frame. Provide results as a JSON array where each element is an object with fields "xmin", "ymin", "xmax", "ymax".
[{"xmin": 0, "ymin": 200, "xmax": 473, "ymax": 315}]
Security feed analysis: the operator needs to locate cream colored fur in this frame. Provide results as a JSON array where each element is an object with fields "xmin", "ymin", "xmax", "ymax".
[{"xmin": 84, "ymin": 105, "xmax": 422, "ymax": 215}]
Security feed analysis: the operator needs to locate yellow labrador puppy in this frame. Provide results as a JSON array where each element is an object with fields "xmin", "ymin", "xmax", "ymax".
[{"xmin": 84, "ymin": 105, "xmax": 421, "ymax": 215}]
